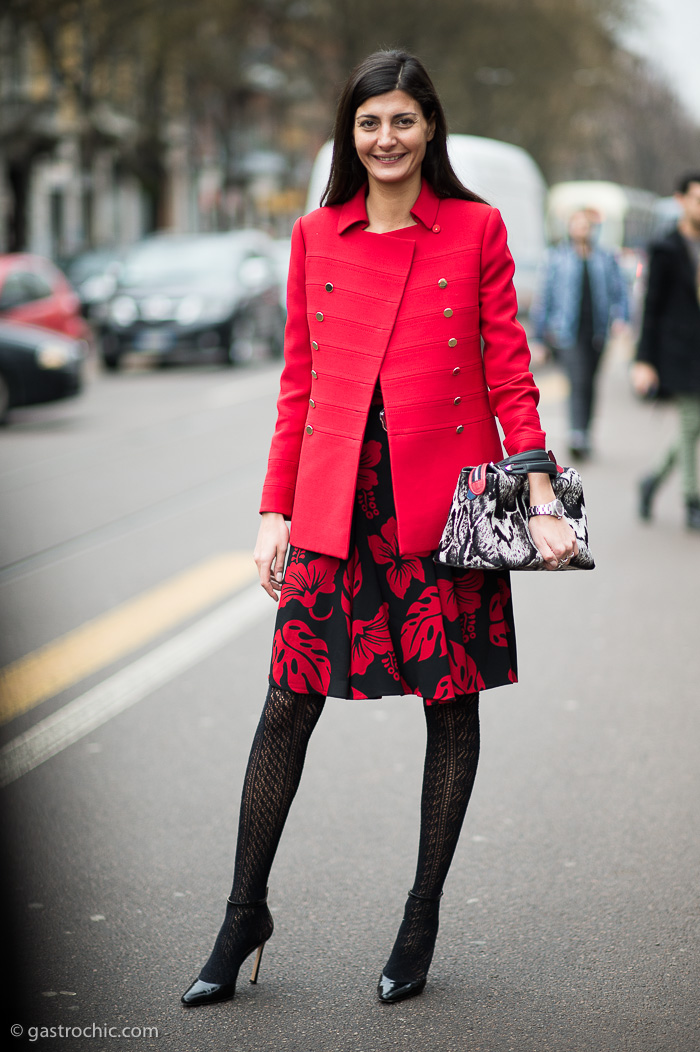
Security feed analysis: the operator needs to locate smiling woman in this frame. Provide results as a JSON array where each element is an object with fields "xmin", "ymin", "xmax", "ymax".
[{"xmin": 181, "ymin": 48, "xmax": 580, "ymax": 1013}]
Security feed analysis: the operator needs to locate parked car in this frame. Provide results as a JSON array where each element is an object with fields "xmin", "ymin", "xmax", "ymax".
[
  {"xmin": 98, "ymin": 230, "xmax": 285, "ymax": 370},
  {"xmin": 64, "ymin": 247, "xmax": 126, "ymax": 318},
  {"xmin": 0, "ymin": 253, "xmax": 89, "ymax": 341},
  {"xmin": 0, "ymin": 320, "xmax": 85, "ymax": 424}
]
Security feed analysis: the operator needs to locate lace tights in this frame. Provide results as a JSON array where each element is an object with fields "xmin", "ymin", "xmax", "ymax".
[
  {"xmin": 199, "ymin": 686, "xmax": 479, "ymax": 985},
  {"xmin": 383, "ymin": 692, "xmax": 480, "ymax": 982}
]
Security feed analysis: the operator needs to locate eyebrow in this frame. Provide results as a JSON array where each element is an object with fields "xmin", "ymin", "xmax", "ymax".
[{"xmin": 355, "ymin": 111, "xmax": 419, "ymax": 120}]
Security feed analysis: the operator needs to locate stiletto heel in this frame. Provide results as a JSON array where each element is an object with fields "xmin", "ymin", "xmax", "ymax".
[
  {"xmin": 378, "ymin": 889, "xmax": 443, "ymax": 1004},
  {"xmin": 249, "ymin": 942, "xmax": 265, "ymax": 984},
  {"xmin": 181, "ymin": 892, "xmax": 273, "ymax": 1007}
]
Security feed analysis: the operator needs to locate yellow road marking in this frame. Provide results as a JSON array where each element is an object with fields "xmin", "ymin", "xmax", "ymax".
[{"xmin": 0, "ymin": 552, "xmax": 257, "ymax": 725}]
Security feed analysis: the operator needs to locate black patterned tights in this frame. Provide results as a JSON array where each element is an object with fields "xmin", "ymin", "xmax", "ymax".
[
  {"xmin": 199, "ymin": 686, "xmax": 479, "ymax": 986},
  {"xmin": 383, "ymin": 691, "xmax": 480, "ymax": 983}
]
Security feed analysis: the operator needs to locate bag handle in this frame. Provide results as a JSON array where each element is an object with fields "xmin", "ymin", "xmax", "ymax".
[{"xmin": 497, "ymin": 448, "xmax": 558, "ymax": 477}]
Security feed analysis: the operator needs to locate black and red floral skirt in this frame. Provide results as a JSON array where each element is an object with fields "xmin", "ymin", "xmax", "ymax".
[{"xmin": 269, "ymin": 405, "xmax": 518, "ymax": 703}]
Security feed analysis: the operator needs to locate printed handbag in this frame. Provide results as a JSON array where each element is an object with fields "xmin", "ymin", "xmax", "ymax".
[{"xmin": 434, "ymin": 449, "xmax": 595, "ymax": 572}]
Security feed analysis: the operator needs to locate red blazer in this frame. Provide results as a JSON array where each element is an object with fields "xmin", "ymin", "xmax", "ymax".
[{"xmin": 260, "ymin": 180, "xmax": 546, "ymax": 558}]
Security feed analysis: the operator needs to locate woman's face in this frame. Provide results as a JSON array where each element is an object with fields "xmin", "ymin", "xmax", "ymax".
[{"xmin": 353, "ymin": 89, "xmax": 435, "ymax": 190}]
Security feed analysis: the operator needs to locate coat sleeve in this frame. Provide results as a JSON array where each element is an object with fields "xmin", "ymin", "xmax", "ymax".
[
  {"xmin": 259, "ymin": 217, "xmax": 312, "ymax": 515},
  {"xmin": 636, "ymin": 244, "xmax": 669, "ymax": 368},
  {"xmin": 479, "ymin": 208, "xmax": 547, "ymax": 454}
]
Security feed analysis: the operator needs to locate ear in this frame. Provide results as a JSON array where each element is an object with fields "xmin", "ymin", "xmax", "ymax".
[{"xmin": 426, "ymin": 114, "xmax": 436, "ymax": 141}]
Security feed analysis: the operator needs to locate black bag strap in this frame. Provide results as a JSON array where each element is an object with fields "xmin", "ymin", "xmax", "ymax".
[{"xmin": 496, "ymin": 448, "xmax": 558, "ymax": 477}]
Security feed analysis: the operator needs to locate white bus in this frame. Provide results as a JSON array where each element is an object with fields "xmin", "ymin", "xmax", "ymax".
[{"xmin": 305, "ymin": 135, "xmax": 548, "ymax": 314}]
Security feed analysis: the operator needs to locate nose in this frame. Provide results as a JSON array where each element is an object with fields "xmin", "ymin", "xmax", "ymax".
[{"xmin": 376, "ymin": 121, "xmax": 397, "ymax": 149}]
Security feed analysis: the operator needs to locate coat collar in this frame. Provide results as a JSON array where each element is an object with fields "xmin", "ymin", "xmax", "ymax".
[{"xmin": 337, "ymin": 179, "xmax": 441, "ymax": 234}]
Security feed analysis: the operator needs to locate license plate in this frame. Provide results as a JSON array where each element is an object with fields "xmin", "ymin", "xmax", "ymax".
[{"xmin": 134, "ymin": 329, "xmax": 174, "ymax": 351}]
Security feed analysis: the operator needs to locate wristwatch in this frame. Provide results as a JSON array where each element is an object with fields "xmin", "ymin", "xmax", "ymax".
[{"xmin": 527, "ymin": 499, "xmax": 565, "ymax": 519}]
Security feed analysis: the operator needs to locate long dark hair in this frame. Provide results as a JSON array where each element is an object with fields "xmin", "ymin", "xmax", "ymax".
[{"xmin": 321, "ymin": 50, "xmax": 485, "ymax": 207}]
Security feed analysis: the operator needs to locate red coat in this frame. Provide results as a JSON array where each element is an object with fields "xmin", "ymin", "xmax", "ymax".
[{"xmin": 260, "ymin": 180, "xmax": 546, "ymax": 558}]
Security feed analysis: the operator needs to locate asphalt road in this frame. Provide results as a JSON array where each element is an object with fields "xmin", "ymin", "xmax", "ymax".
[{"xmin": 0, "ymin": 346, "xmax": 698, "ymax": 1052}]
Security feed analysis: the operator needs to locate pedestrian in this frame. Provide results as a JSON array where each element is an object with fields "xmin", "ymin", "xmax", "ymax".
[
  {"xmin": 531, "ymin": 208, "xmax": 630, "ymax": 458},
  {"xmin": 632, "ymin": 172, "xmax": 700, "ymax": 531},
  {"xmin": 181, "ymin": 49, "xmax": 578, "ymax": 1009}
]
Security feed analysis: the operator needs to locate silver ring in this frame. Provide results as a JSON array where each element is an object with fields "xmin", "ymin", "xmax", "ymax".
[{"xmin": 557, "ymin": 559, "xmax": 567, "ymax": 569}]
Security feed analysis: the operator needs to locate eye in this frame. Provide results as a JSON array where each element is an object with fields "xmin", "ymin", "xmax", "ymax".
[
  {"xmin": 358, "ymin": 119, "xmax": 377, "ymax": 130},
  {"xmin": 396, "ymin": 117, "xmax": 418, "ymax": 127}
]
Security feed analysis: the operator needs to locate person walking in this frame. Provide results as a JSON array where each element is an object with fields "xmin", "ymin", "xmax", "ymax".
[
  {"xmin": 531, "ymin": 209, "xmax": 629, "ymax": 458},
  {"xmin": 633, "ymin": 172, "xmax": 700, "ymax": 531},
  {"xmin": 180, "ymin": 50, "xmax": 578, "ymax": 1010}
]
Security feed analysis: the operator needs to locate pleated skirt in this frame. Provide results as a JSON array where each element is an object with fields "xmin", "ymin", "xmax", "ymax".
[{"xmin": 269, "ymin": 404, "xmax": 518, "ymax": 703}]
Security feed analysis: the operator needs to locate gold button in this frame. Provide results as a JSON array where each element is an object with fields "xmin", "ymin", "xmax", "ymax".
[
  {"xmin": 305, "ymin": 424, "xmax": 313, "ymax": 435},
  {"xmin": 325, "ymin": 282, "xmax": 333, "ymax": 292},
  {"xmin": 311, "ymin": 369, "xmax": 318, "ymax": 379},
  {"xmin": 452, "ymin": 367, "xmax": 460, "ymax": 375},
  {"xmin": 456, "ymin": 425, "xmax": 464, "ymax": 434},
  {"xmin": 438, "ymin": 278, "xmax": 447, "ymax": 289},
  {"xmin": 454, "ymin": 396, "xmax": 461, "ymax": 406},
  {"xmin": 316, "ymin": 312, "xmax": 324, "ymax": 321},
  {"xmin": 311, "ymin": 341, "xmax": 318, "ymax": 350},
  {"xmin": 309, "ymin": 398, "xmax": 315, "ymax": 408},
  {"xmin": 448, "ymin": 338, "xmax": 457, "ymax": 348},
  {"xmin": 444, "ymin": 308, "xmax": 453, "ymax": 318}
]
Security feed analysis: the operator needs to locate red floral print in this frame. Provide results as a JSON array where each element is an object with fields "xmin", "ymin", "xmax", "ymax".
[
  {"xmin": 280, "ymin": 556, "xmax": 339, "ymax": 620},
  {"xmin": 271, "ymin": 620, "xmax": 332, "ymax": 695},
  {"xmin": 368, "ymin": 516, "xmax": 426, "ymax": 599},
  {"xmin": 351, "ymin": 602, "xmax": 393, "ymax": 675},
  {"xmin": 447, "ymin": 640, "xmax": 486, "ymax": 694},
  {"xmin": 356, "ymin": 440, "xmax": 382, "ymax": 519},
  {"xmin": 341, "ymin": 550, "xmax": 363, "ymax": 629},
  {"xmin": 401, "ymin": 587, "xmax": 448, "ymax": 663},
  {"xmin": 453, "ymin": 571, "xmax": 485, "ymax": 613},
  {"xmin": 488, "ymin": 579, "xmax": 512, "ymax": 647}
]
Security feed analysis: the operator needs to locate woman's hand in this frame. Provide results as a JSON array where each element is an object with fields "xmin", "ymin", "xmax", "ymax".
[
  {"xmin": 527, "ymin": 472, "xmax": 579, "ymax": 571},
  {"xmin": 254, "ymin": 513, "xmax": 290, "ymax": 600},
  {"xmin": 631, "ymin": 361, "xmax": 659, "ymax": 398}
]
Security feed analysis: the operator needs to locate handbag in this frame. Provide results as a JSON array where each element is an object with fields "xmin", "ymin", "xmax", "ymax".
[{"xmin": 434, "ymin": 449, "xmax": 595, "ymax": 572}]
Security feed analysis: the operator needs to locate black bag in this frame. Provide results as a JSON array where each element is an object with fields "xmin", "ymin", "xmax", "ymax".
[{"xmin": 434, "ymin": 449, "xmax": 595, "ymax": 572}]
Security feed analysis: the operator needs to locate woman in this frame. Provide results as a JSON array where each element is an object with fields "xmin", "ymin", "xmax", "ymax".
[{"xmin": 181, "ymin": 49, "xmax": 577, "ymax": 1009}]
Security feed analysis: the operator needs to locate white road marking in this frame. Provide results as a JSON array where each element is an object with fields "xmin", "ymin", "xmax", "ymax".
[{"xmin": 0, "ymin": 583, "xmax": 272, "ymax": 788}]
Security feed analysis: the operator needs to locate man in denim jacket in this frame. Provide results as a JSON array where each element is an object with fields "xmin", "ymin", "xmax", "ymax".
[{"xmin": 531, "ymin": 210, "xmax": 629, "ymax": 457}]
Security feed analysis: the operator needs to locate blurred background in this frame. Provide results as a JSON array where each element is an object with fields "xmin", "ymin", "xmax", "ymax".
[
  {"xmin": 2, "ymin": 0, "xmax": 699, "ymax": 254},
  {"xmin": 0, "ymin": 0, "xmax": 698, "ymax": 390}
]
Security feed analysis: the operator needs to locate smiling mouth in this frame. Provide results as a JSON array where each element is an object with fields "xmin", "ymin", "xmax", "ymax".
[{"xmin": 372, "ymin": 154, "xmax": 407, "ymax": 164}]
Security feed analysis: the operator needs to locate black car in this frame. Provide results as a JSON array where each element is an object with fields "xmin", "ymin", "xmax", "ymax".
[
  {"xmin": 98, "ymin": 230, "xmax": 285, "ymax": 370},
  {"xmin": 0, "ymin": 320, "xmax": 84, "ymax": 423},
  {"xmin": 64, "ymin": 246, "xmax": 126, "ymax": 319}
]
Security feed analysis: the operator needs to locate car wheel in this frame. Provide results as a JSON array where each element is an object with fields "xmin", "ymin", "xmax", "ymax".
[
  {"xmin": 224, "ymin": 313, "xmax": 257, "ymax": 366},
  {"xmin": 102, "ymin": 351, "xmax": 122, "ymax": 372},
  {"xmin": 0, "ymin": 372, "xmax": 10, "ymax": 425}
]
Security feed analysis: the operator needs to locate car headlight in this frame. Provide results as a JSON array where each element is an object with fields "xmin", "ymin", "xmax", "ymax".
[
  {"xmin": 174, "ymin": 296, "xmax": 233, "ymax": 326},
  {"xmin": 36, "ymin": 343, "xmax": 80, "ymax": 369},
  {"xmin": 110, "ymin": 295, "xmax": 139, "ymax": 326},
  {"xmin": 175, "ymin": 295, "xmax": 204, "ymax": 325}
]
